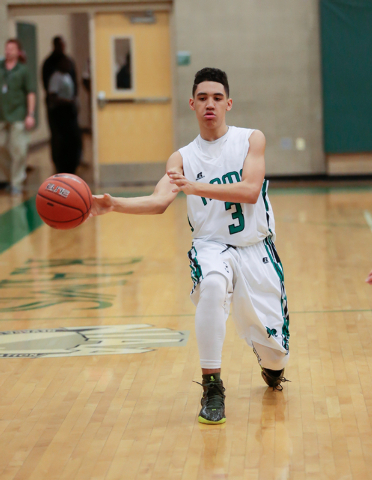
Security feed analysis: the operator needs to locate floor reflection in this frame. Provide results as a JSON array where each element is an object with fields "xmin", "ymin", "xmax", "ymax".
[
  {"xmin": 255, "ymin": 388, "xmax": 292, "ymax": 479},
  {"xmin": 198, "ymin": 422, "xmax": 228, "ymax": 480}
]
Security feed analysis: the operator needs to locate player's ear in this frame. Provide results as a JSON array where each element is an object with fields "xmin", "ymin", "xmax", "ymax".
[
  {"xmin": 226, "ymin": 98, "xmax": 233, "ymax": 111},
  {"xmin": 189, "ymin": 97, "xmax": 195, "ymax": 111}
]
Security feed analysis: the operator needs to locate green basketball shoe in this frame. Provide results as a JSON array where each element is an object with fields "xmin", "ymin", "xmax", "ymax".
[{"xmin": 195, "ymin": 373, "xmax": 226, "ymax": 424}]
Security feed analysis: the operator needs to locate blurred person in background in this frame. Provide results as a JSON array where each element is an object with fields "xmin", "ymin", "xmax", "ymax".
[
  {"xmin": 48, "ymin": 55, "xmax": 82, "ymax": 174},
  {"xmin": 42, "ymin": 36, "xmax": 77, "ymax": 111},
  {"xmin": 0, "ymin": 38, "xmax": 36, "ymax": 195},
  {"xmin": 42, "ymin": 36, "xmax": 82, "ymax": 172},
  {"xmin": 116, "ymin": 53, "xmax": 131, "ymax": 89}
]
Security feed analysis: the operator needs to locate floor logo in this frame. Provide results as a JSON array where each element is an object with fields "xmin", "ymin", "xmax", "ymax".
[{"xmin": 0, "ymin": 324, "xmax": 189, "ymax": 358}]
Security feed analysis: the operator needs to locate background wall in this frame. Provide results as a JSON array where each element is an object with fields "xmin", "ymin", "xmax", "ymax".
[
  {"xmin": 70, "ymin": 13, "xmax": 90, "ymax": 131},
  {"xmin": 2, "ymin": 0, "xmax": 326, "ymax": 178},
  {"xmin": 0, "ymin": 0, "xmax": 7, "ymax": 54},
  {"xmin": 174, "ymin": 0, "xmax": 325, "ymax": 175}
]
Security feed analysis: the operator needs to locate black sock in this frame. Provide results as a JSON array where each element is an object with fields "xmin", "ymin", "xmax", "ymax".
[
  {"xmin": 264, "ymin": 368, "xmax": 283, "ymax": 377},
  {"xmin": 202, "ymin": 372, "xmax": 221, "ymax": 383}
]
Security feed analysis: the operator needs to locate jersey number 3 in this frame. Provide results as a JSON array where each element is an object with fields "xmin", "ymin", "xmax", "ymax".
[{"xmin": 225, "ymin": 202, "xmax": 245, "ymax": 234}]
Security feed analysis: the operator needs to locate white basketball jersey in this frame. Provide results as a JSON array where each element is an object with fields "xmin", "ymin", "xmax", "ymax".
[{"xmin": 179, "ymin": 126, "xmax": 275, "ymax": 247}]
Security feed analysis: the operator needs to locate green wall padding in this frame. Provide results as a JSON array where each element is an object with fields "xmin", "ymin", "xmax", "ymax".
[{"xmin": 320, "ymin": 0, "xmax": 372, "ymax": 153}]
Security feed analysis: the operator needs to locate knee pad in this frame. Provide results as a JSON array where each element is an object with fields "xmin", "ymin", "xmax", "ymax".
[{"xmin": 199, "ymin": 273, "xmax": 228, "ymax": 307}]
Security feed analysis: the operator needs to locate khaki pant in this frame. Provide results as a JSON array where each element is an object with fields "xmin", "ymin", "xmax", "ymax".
[{"xmin": 0, "ymin": 121, "xmax": 30, "ymax": 188}]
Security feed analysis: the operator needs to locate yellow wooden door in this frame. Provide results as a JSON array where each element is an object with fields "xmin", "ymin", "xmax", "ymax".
[{"xmin": 94, "ymin": 12, "xmax": 173, "ymax": 170}]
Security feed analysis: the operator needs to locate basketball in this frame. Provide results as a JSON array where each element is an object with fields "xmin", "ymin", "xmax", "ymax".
[{"xmin": 36, "ymin": 173, "xmax": 92, "ymax": 230}]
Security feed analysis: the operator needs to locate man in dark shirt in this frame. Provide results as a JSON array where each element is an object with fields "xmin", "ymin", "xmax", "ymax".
[
  {"xmin": 42, "ymin": 36, "xmax": 77, "ymax": 102},
  {"xmin": 42, "ymin": 36, "xmax": 80, "ymax": 171},
  {"xmin": 0, "ymin": 38, "xmax": 36, "ymax": 194}
]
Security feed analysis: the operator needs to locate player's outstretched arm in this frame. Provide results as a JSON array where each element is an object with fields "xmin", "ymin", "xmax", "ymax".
[
  {"xmin": 90, "ymin": 152, "xmax": 183, "ymax": 216},
  {"xmin": 168, "ymin": 130, "xmax": 266, "ymax": 204}
]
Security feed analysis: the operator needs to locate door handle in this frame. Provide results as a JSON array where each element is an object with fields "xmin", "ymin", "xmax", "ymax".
[{"xmin": 97, "ymin": 93, "xmax": 171, "ymax": 108}]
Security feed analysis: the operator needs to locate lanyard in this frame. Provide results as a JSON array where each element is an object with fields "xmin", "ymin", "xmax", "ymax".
[{"xmin": 2, "ymin": 66, "xmax": 13, "ymax": 94}]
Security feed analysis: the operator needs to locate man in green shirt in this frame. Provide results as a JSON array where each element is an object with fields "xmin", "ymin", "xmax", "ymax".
[{"xmin": 0, "ymin": 38, "xmax": 36, "ymax": 194}]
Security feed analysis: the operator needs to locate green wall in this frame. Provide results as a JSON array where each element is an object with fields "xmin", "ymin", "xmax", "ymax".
[{"xmin": 320, "ymin": 0, "xmax": 372, "ymax": 154}]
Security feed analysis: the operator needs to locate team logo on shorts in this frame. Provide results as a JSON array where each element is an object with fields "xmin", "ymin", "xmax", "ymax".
[
  {"xmin": 0, "ymin": 325, "xmax": 189, "ymax": 358},
  {"xmin": 266, "ymin": 327, "xmax": 278, "ymax": 338},
  {"xmin": 262, "ymin": 257, "xmax": 269, "ymax": 264}
]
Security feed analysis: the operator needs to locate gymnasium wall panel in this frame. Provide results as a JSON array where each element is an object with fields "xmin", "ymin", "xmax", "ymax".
[{"xmin": 174, "ymin": 0, "xmax": 325, "ymax": 175}]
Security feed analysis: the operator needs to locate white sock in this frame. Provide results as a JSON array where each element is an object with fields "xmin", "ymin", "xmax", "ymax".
[{"xmin": 195, "ymin": 273, "xmax": 229, "ymax": 369}]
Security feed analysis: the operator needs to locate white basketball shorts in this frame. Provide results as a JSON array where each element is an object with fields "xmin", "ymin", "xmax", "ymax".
[{"xmin": 188, "ymin": 237, "xmax": 290, "ymax": 354}]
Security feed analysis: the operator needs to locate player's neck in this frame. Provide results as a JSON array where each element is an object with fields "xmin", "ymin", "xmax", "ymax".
[
  {"xmin": 199, "ymin": 124, "xmax": 229, "ymax": 142},
  {"xmin": 5, "ymin": 59, "xmax": 17, "ymax": 70}
]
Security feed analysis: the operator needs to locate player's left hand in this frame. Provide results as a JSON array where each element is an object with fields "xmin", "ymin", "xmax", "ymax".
[
  {"xmin": 89, "ymin": 193, "xmax": 114, "ymax": 218},
  {"xmin": 167, "ymin": 170, "xmax": 196, "ymax": 195},
  {"xmin": 366, "ymin": 270, "xmax": 372, "ymax": 284},
  {"xmin": 25, "ymin": 115, "xmax": 35, "ymax": 130}
]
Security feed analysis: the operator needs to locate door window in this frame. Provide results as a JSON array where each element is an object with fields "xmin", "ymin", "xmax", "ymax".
[{"xmin": 113, "ymin": 37, "xmax": 133, "ymax": 91}]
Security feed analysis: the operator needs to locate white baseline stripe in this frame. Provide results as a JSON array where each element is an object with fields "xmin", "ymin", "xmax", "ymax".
[{"xmin": 363, "ymin": 210, "xmax": 372, "ymax": 232}]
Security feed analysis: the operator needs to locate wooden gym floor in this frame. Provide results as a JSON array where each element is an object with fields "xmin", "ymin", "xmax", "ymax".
[{"xmin": 1, "ymin": 146, "xmax": 372, "ymax": 479}]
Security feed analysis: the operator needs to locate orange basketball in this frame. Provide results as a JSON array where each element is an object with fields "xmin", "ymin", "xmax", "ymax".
[{"xmin": 36, "ymin": 174, "xmax": 92, "ymax": 230}]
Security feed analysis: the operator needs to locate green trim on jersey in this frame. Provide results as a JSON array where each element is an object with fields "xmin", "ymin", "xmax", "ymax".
[
  {"xmin": 188, "ymin": 245, "xmax": 203, "ymax": 292},
  {"xmin": 261, "ymin": 179, "xmax": 269, "ymax": 210},
  {"xmin": 263, "ymin": 238, "xmax": 284, "ymax": 282},
  {"xmin": 263, "ymin": 236, "xmax": 290, "ymax": 351},
  {"xmin": 261, "ymin": 179, "xmax": 273, "ymax": 236}
]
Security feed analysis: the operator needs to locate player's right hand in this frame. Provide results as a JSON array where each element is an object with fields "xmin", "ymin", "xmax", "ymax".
[{"xmin": 89, "ymin": 194, "xmax": 115, "ymax": 217}]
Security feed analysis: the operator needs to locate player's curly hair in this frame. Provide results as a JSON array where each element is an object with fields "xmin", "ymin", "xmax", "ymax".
[{"xmin": 192, "ymin": 68, "xmax": 230, "ymax": 98}]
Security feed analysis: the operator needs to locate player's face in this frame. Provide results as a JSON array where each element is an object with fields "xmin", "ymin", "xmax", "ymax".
[
  {"xmin": 5, "ymin": 42, "xmax": 20, "ymax": 62},
  {"xmin": 189, "ymin": 81, "xmax": 233, "ymax": 129}
]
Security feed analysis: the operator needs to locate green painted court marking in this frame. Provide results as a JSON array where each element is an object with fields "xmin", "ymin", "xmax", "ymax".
[
  {"xmin": 0, "ymin": 314, "xmax": 195, "ymax": 322},
  {"xmin": 1, "ymin": 309, "xmax": 372, "ymax": 323},
  {"xmin": 1, "ymin": 186, "xmax": 371, "ymax": 255},
  {"xmin": 0, "ymin": 196, "xmax": 43, "ymax": 255}
]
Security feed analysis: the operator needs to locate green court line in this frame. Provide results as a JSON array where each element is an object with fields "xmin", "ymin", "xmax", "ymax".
[
  {"xmin": 277, "ymin": 219, "xmax": 368, "ymax": 229},
  {"xmin": 101, "ymin": 185, "xmax": 372, "ymax": 197},
  {"xmin": 291, "ymin": 309, "xmax": 372, "ymax": 314},
  {"xmin": 0, "ymin": 314, "xmax": 195, "ymax": 322},
  {"xmin": 0, "ymin": 196, "xmax": 43, "ymax": 255},
  {"xmin": 1, "ymin": 309, "xmax": 371, "ymax": 323},
  {"xmin": 97, "ymin": 190, "xmax": 155, "ymax": 198}
]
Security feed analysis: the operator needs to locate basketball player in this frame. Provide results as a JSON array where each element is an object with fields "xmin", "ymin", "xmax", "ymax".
[{"xmin": 91, "ymin": 68, "xmax": 290, "ymax": 424}]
